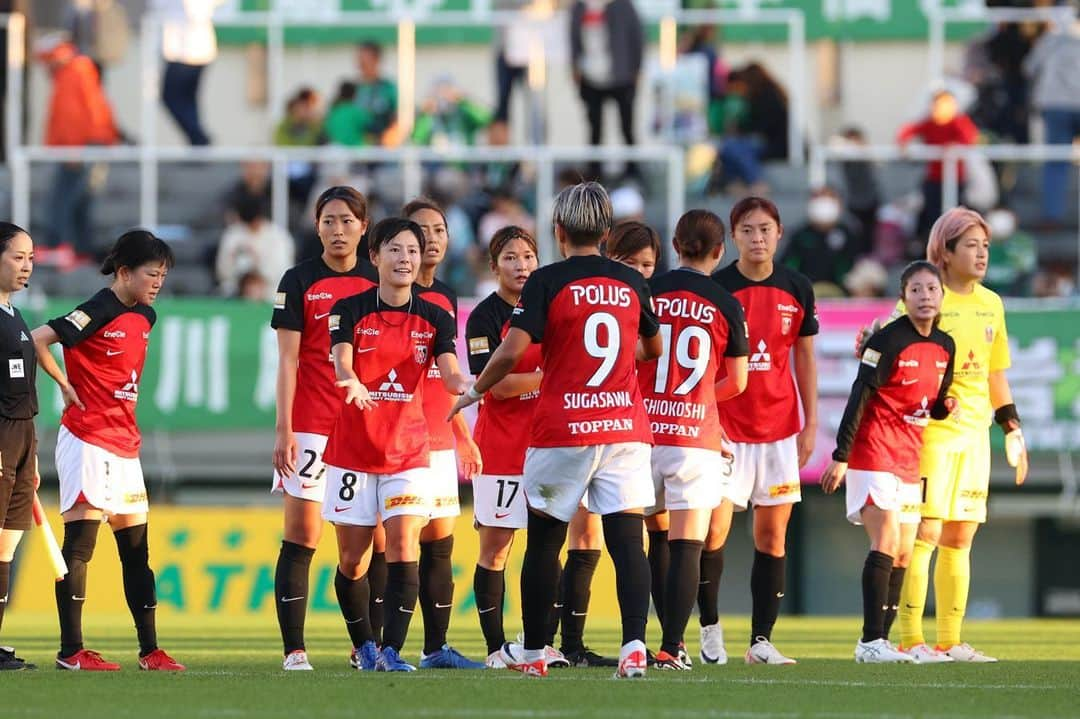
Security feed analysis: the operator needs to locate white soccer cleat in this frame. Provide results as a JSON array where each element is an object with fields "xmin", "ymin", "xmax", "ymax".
[
  {"xmin": 744, "ymin": 638, "xmax": 796, "ymax": 665},
  {"xmin": 938, "ymin": 642, "xmax": 997, "ymax": 663},
  {"xmin": 699, "ymin": 622, "xmax": 728, "ymax": 665},
  {"xmin": 544, "ymin": 645, "xmax": 571, "ymax": 668},
  {"xmin": 283, "ymin": 650, "xmax": 313, "ymax": 671},
  {"xmin": 854, "ymin": 638, "xmax": 915, "ymax": 664},
  {"xmin": 614, "ymin": 639, "xmax": 647, "ymax": 679},
  {"xmin": 900, "ymin": 643, "xmax": 954, "ymax": 664},
  {"xmin": 485, "ymin": 650, "xmax": 507, "ymax": 669},
  {"xmin": 500, "ymin": 641, "xmax": 547, "ymax": 677}
]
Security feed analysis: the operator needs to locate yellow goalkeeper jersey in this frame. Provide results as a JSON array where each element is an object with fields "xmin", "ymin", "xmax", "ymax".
[{"xmin": 891, "ymin": 283, "xmax": 1010, "ymax": 447}]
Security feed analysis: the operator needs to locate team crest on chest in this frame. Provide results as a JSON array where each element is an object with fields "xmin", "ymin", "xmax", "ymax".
[
  {"xmin": 414, "ymin": 344, "xmax": 429, "ymax": 365},
  {"xmin": 781, "ymin": 315, "xmax": 793, "ymax": 335},
  {"xmin": 985, "ymin": 326, "xmax": 994, "ymax": 343}
]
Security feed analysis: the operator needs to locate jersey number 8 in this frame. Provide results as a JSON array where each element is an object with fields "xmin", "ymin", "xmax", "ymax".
[{"xmin": 654, "ymin": 324, "xmax": 711, "ymax": 396}]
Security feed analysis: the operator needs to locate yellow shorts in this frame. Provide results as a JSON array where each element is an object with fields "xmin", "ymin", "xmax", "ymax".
[{"xmin": 918, "ymin": 431, "xmax": 990, "ymax": 523}]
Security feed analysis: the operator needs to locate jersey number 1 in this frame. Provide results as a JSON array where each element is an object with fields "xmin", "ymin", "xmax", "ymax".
[{"xmin": 654, "ymin": 324, "xmax": 711, "ymax": 395}]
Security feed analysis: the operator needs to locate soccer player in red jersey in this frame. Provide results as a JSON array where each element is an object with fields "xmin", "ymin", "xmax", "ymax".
[
  {"xmin": 556, "ymin": 220, "xmax": 662, "ymax": 669},
  {"xmin": 32, "ymin": 230, "xmax": 183, "ymax": 672},
  {"xmin": 270, "ymin": 186, "xmax": 376, "ymax": 671},
  {"xmin": 402, "ymin": 198, "xmax": 484, "ymax": 669},
  {"xmin": 822, "ymin": 261, "xmax": 956, "ymax": 664},
  {"xmin": 320, "ymin": 217, "xmax": 469, "ymax": 672},
  {"xmin": 450, "ymin": 182, "xmax": 662, "ymax": 679},
  {"xmin": 0, "ymin": 224, "xmax": 38, "ymax": 671},
  {"xmin": 465, "ymin": 226, "xmax": 543, "ymax": 668},
  {"xmin": 638, "ymin": 210, "xmax": 749, "ymax": 670},
  {"xmin": 702, "ymin": 197, "xmax": 819, "ymax": 665}
]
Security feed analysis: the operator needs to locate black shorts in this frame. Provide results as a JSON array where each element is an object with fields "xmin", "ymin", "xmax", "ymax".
[{"xmin": 0, "ymin": 417, "xmax": 37, "ymax": 531}]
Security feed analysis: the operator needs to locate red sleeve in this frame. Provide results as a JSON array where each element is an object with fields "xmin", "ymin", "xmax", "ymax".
[
  {"xmin": 954, "ymin": 114, "xmax": 979, "ymax": 144},
  {"xmin": 896, "ymin": 120, "xmax": 928, "ymax": 143}
]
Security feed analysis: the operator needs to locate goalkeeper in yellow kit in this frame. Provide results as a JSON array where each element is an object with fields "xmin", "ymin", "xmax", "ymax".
[{"xmin": 866, "ymin": 207, "xmax": 1028, "ymax": 663}]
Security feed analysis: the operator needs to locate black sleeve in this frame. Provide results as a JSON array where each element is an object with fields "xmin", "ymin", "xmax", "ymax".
[
  {"xmin": 46, "ymin": 295, "xmax": 112, "ymax": 348},
  {"xmin": 930, "ymin": 335, "xmax": 957, "ymax": 421},
  {"xmin": 796, "ymin": 275, "xmax": 820, "ymax": 337},
  {"xmin": 832, "ymin": 331, "xmax": 897, "ymax": 462},
  {"xmin": 636, "ymin": 277, "xmax": 660, "ymax": 339},
  {"xmin": 328, "ymin": 298, "xmax": 356, "ymax": 348},
  {"xmin": 271, "ymin": 268, "xmax": 304, "ymax": 332},
  {"xmin": 720, "ymin": 300, "xmax": 749, "ymax": 358},
  {"xmin": 465, "ymin": 304, "xmax": 503, "ymax": 376},
  {"xmin": 509, "ymin": 273, "xmax": 549, "ymax": 342},
  {"xmin": 432, "ymin": 307, "xmax": 458, "ymax": 359}
]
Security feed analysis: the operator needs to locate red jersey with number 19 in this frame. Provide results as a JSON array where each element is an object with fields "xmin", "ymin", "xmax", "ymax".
[
  {"xmin": 47, "ymin": 289, "xmax": 156, "ymax": 458},
  {"xmin": 638, "ymin": 269, "xmax": 749, "ymax": 450},
  {"xmin": 510, "ymin": 254, "xmax": 659, "ymax": 447},
  {"xmin": 271, "ymin": 257, "xmax": 378, "ymax": 436},
  {"xmin": 323, "ymin": 289, "xmax": 457, "ymax": 474},
  {"xmin": 713, "ymin": 263, "xmax": 818, "ymax": 444},
  {"xmin": 415, "ymin": 279, "xmax": 458, "ymax": 452}
]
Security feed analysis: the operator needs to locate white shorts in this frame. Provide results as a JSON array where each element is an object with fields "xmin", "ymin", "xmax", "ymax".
[
  {"xmin": 428, "ymin": 449, "xmax": 461, "ymax": 519},
  {"xmin": 321, "ymin": 464, "xmax": 432, "ymax": 526},
  {"xmin": 646, "ymin": 445, "xmax": 731, "ymax": 516},
  {"xmin": 473, "ymin": 474, "xmax": 528, "ymax": 529},
  {"xmin": 56, "ymin": 425, "xmax": 148, "ymax": 516},
  {"xmin": 727, "ymin": 434, "xmax": 802, "ymax": 510},
  {"xmin": 523, "ymin": 442, "xmax": 654, "ymax": 522},
  {"xmin": 844, "ymin": 469, "xmax": 901, "ymax": 525},
  {"xmin": 898, "ymin": 481, "xmax": 922, "ymax": 526},
  {"xmin": 270, "ymin": 432, "xmax": 328, "ymax": 502}
]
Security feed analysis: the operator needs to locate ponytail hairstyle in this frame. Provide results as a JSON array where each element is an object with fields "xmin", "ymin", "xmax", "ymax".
[
  {"xmin": 100, "ymin": 229, "xmax": 175, "ymax": 276},
  {"xmin": 673, "ymin": 209, "xmax": 725, "ymax": 261},
  {"xmin": 0, "ymin": 222, "xmax": 29, "ymax": 254},
  {"xmin": 604, "ymin": 220, "xmax": 661, "ymax": 261},
  {"xmin": 488, "ymin": 225, "xmax": 537, "ymax": 266}
]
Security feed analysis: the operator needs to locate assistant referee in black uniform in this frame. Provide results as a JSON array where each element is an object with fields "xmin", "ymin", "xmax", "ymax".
[{"xmin": 0, "ymin": 222, "xmax": 38, "ymax": 670}]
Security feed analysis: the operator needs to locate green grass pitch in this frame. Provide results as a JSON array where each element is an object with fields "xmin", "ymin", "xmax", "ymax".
[{"xmin": 2, "ymin": 613, "xmax": 1079, "ymax": 718}]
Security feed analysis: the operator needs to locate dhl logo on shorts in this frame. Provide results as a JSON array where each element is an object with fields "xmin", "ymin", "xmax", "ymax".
[
  {"xmin": 384, "ymin": 494, "xmax": 425, "ymax": 510},
  {"xmin": 900, "ymin": 503, "xmax": 921, "ymax": 514},
  {"xmin": 124, "ymin": 492, "xmax": 148, "ymax": 504},
  {"xmin": 768, "ymin": 482, "xmax": 801, "ymax": 498},
  {"xmin": 959, "ymin": 489, "xmax": 988, "ymax": 500},
  {"xmin": 431, "ymin": 496, "xmax": 460, "ymax": 508}
]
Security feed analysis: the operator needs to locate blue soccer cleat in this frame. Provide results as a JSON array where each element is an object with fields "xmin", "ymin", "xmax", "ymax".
[
  {"xmin": 419, "ymin": 644, "xmax": 486, "ymax": 669},
  {"xmin": 375, "ymin": 646, "xmax": 416, "ymax": 672},
  {"xmin": 349, "ymin": 640, "xmax": 379, "ymax": 671}
]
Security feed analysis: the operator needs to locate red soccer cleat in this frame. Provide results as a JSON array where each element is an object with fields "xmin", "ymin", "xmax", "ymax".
[
  {"xmin": 55, "ymin": 649, "xmax": 121, "ymax": 671},
  {"xmin": 138, "ymin": 648, "xmax": 186, "ymax": 671}
]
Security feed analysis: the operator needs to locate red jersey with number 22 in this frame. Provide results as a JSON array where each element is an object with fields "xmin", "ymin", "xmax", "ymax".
[{"xmin": 510, "ymin": 254, "xmax": 659, "ymax": 448}]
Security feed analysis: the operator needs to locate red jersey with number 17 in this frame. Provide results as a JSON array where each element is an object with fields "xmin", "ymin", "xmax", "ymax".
[
  {"xmin": 415, "ymin": 279, "xmax": 458, "ymax": 452},
  {"xmin": 638, "ymin": 269, "xmax": 749, "ymax": 450},
  {"xmin": 271, "ymin": 256, "xmax": 378, "ymax": 436},
  {"xmin": 47, "ymin": 289, "xmax": 156, "ymax": 458},
  {"xmin": 323, "ymin": 289, "xmax": 457, "ymax": 474},
  {"xmin": 510, "ymin": 254, "xmax": 659, "ymax": 447},
  {"xmin": 713, "ymin": 263, "xmax": 818, "ymax": 444}
]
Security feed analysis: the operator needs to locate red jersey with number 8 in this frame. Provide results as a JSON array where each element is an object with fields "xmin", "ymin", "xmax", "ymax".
[
  {"xmin": 638, "ymin": 269, "xmax": 749, "ymax": 450},
  {"xmin": 510, "ymin": 254, "xmax": 659, "ymax": 448},
  {"xmin": 713, "ymin": 263, "xmax": 818, "ymax": 444}
]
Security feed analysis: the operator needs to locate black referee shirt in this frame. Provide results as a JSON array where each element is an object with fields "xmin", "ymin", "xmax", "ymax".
[{"xmin": 0, "ymin": 304, "xmax": 38, "ymax": 419}]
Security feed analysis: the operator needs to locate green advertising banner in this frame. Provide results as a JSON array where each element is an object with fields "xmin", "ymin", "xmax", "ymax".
[{"xmin": 215, "ymin": 0, "xmax": 985, "ymax": 45}]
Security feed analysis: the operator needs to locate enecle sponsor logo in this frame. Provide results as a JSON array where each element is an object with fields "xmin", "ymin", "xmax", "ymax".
[{"xmin": 306, "ymin": 292, "xmax": 334, "ymax": 301}]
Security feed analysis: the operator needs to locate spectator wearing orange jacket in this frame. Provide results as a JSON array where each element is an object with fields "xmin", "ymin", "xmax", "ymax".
[{"xmin": 35, "ymin": 33, "xmax": 118, "ymax": 257}]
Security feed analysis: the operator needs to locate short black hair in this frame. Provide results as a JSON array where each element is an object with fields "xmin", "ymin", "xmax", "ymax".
[
  {"xmin": 101, "ymin": 229, "xmax": 175, "ymax": 275},
  {"xmin": 368, "ymin": 217, "xmax": 426, "ymax": 258}
]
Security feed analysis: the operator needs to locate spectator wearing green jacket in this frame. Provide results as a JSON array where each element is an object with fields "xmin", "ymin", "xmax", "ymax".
[{"xmin": 412, "ymin": 76, "xmax": 492, "ymax": 147}]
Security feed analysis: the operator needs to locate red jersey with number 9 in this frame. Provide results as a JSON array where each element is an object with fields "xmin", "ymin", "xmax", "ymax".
[
  {"xmin": 637, "ymin": 269, "xmax": 749, "ymax": 450},
  {"xmin": 510, "ymin": 254, "xmax": 659, "ymax": 447}
]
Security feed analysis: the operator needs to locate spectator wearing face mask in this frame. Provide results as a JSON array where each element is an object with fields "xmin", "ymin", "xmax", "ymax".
[
  {"xmin": 779, "ymin": 188, "xmax": 862, "ymax": 295},
  {"xmin": 983, "ymin": 207, "xmax": 1037, "ymax": 297}
]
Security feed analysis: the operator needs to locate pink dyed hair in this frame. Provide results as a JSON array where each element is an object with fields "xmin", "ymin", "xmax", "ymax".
[{"xmin": 925, "ymin": 206, "xmax": 991, "ymax": 270}]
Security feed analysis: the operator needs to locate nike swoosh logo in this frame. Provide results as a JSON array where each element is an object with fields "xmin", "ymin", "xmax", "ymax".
[
  {"xmin": 901, "ymin": 378, "xmax": 919, "ymax": 385},
  {"xmin": 435, "ymin": 602, "xmax": 453, "ymax": 609},
  {"xmin": 570, "ymin": 611, "xmax": 587, "ymax": 617},
  {"xmin": 315, "ymin": 312, "xmax": 331, "ymax": 320},
  {"xmin": 106, "ymin": 350, "xmax": 124, "ymax": 357},
  {"xmin": 494, "ymin": 512, "xmax": 511, "ymax": 519},
  {"xmin": 334, "ymin": 507, "xmax": 349, "ymax": 513},
  {"xmin": 776, "ymin": 592, "xmax": 785, "ymax": 598},
  {"xmin": 478, "ymin": 607, "xmax": 497, "ymax": 614},
  {"xmin": 143, "ymin": 604, "xmax": 157, "ymax": 610},
  {"xmin": 356, "ymin": 347, "xmax": 376, "ymax": 354},
  {"xmin": 398, "ymin": 606, "xmax": 414, "ymax": 614},
  {"xmin": 345, "ymin": 618, "xmax": 365, "ymax": 624},
  {"xmin": 374, "ymin": 598, "xmax": 384, "ymax": 604},
  {"xmin": 280, "ymin": 596, "xmax": 305, "ymax": 603},
  {"xmin": 72, "ymin": 595, "xmax": 86, "ymax": 601},
  {"xmin": 58, "ymin": 659, "xmax": 81, "ymax": 670},
  {"xmin": 300, "ymin": 483, "xmax": 319, "ymax": 489}
]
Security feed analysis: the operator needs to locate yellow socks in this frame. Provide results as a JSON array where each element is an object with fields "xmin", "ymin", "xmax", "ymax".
[
  {"xmin": 934, "ymin": 545, "xmax": 971, "ymax": 649},
  {"xmin": 898, "ymin": 539, "xmax": 936, "ymax": 648}
]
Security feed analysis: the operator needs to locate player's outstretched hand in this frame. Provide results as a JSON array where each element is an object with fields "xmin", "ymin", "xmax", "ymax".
[
  {"xmin": 458, "ymin": 437, "xmax": 483, "ymax": 480},
  {"xmin": 273, "ymin": 429, "xmax": 298, "ymax": 479},
  {"xmin": 337, "ymin": 378, "xmax": 376, "ymax": 411},
  {"xmin": 1005, "ymin": 427, "xmax": 1028, "ymax": 486},
  {"xmin": 447, "ymin": 385, "xmax": 482, "ymax": 420},
  {"xmin": 854, "ymin": 318, "xmax": 882, "ymax": 358},
  {"xmin": 820, "ymin": 460, "xmax": 846, "ymax": 494},
  {"xmin": 60, "ymin": 382, "xmax": 85, "ymax": 411}
]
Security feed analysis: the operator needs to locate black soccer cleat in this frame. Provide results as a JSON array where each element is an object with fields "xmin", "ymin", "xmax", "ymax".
[
  {"xmin": 0, "ymin": 646, "xmax": 36, "ymax": 670},
  {"xmin": 562, "ymin": 646, "xmax": 618, "ymax": 668}
]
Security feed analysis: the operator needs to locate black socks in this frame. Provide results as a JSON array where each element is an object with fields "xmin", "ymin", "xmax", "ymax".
[{"xmin": 274, "ymin": 540, "xmax": 314, "ymax": 654}]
